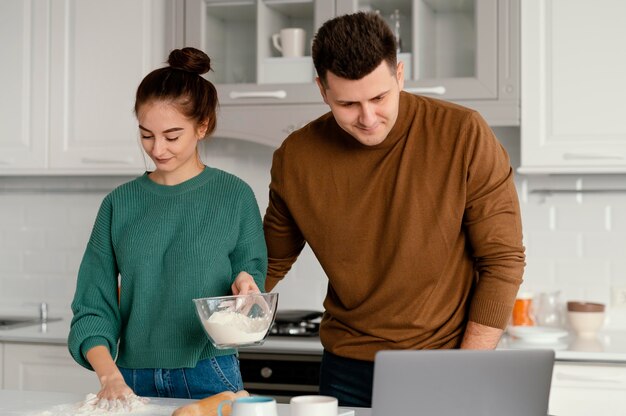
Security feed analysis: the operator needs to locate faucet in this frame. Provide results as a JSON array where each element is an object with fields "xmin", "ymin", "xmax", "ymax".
[
  {"xmin": 23, "ymin": 301, "xmax": 49, "ymax": 322},
  {"xmin": 39, "ymin": 302, "xmax": 48, "ymax": 323}
]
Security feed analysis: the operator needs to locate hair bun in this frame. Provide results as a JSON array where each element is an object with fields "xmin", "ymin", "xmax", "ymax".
[{"xmin": 167, "ymin": 47, "xmax": 212, "ymax": 75}]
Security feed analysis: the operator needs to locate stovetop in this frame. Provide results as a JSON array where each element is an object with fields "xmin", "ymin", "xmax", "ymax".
[{"xmin": 269, "ymin": 309, "xmax": 322, "ymax": 337}]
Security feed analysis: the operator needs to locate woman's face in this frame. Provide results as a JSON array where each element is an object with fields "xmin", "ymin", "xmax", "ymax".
[{"xmin": 137, "ymin": 100, "xmax": 208, "ymax": 183}]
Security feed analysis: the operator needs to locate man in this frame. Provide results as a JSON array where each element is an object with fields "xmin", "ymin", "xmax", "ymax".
[{"xmin": 263, "ymin": 12, "xmax": 525, "ymax": 407}]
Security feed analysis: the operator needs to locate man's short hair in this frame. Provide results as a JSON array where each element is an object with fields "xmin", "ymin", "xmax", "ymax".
[{"xmin": 312, "ymin": 12, "xmax": 398, "ymax": 88}]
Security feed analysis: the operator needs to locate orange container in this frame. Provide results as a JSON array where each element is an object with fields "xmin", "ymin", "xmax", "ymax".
[{"xmin": 512, "ymin": 297, "xmax": 535, "ymax": 326}]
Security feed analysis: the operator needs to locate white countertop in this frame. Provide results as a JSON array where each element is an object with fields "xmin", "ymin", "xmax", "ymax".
[
  {"xmin": 0, "ymin": 390, "xmax": 370, "ymax": 416},
  {"xmin": 499, "ymin": 330, "xmax": 626, "ymax": 363},
  {"xmin": 2, "ymin": 318, "xmax": 626, "ymax": 363},
  {"xmin": 0, "ymin": 318, "xmax": 70, "ymax": 344}
]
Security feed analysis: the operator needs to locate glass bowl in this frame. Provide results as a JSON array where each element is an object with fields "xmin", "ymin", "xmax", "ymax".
[{"xmin": 193, "ymin": 293, "xmax": 279, "ymax": 349}]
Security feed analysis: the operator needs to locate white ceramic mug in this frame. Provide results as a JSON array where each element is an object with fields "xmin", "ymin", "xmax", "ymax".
[
  {"xmin": 218, "ymin": 396, "xmax": 278, "ymax": 416},
  {"xmin": 290, "ymin": 395, "xmax": 353, "ymax": 416},
  {"xmin": 272, "ymin": 28, "xmax": 306, "ymax": 57}
]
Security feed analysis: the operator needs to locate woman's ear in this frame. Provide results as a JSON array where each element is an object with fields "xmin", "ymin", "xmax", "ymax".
[{"xmin": 196, "ymin": 119, "xmax": 209, "ymax": 140}]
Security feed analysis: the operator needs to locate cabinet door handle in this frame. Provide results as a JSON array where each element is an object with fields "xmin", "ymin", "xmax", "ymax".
[
  {"xmin": 556, "ymin": 371, "xmax": 624, "ymax": 384},
  {"xmin": 404, "ymin": 86, "xmax": 446, "ymax": 95},
  {"xmin": 229, "ymin": 90, "xmax": 287, "ymax": 99},
  {"xmin": 563, "ymin": 153, "xmax": 624, "ymax": 160},
  {"xmin": 81, "ymin": 157, "xmax": 135, "ymax": 165}
]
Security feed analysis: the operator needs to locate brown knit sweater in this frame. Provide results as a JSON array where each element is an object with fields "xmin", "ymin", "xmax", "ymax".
[{"xmin": 263, "ymin": 92, "xmax": 525, "ymax": 361}]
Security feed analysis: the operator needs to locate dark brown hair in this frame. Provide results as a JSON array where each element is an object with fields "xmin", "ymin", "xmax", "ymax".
[
  {"xmin": 312, "ymin": 12, "xmax": 397, "ymax": 88},
  {"xmin": 134, "ymin": 47, "xmax": 218, "ymax": 137}
]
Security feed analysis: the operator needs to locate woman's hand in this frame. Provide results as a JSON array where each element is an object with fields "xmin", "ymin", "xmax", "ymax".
[
  {"xmin": 81, "ymin": 346, "xmax": 148, "ymax": 412},
  {"xmin": 79, "ymin": 385, "xmax": 147, "ymax": 413},
  {"xmin": 97, "ymin": 372, "xmax": 134, "ymax": 400},
  {"xmin": 231, "ymin": 271, "xmax": 261, "ymax": 295},
  {"xmin": 85, "ymin": 345, "xmax": 137, "ymax": 407}
]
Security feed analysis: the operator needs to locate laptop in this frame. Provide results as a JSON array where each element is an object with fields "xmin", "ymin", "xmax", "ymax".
[{"xmin": 372, "ymin": 349, "xmax": 554, "ymax": 416}]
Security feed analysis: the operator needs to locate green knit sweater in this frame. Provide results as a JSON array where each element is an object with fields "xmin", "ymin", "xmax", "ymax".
[{"xmin": 68, "ymin": 167, "xmax": 267, "ymax": 370}]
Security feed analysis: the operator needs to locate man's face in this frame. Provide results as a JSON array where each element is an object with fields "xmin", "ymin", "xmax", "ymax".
[{"xmin": 317, "ymin": 61, "xmax": 404, "ymax": 146}]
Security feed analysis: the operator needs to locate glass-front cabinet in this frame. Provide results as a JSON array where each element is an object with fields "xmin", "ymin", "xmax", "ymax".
[
  {"xmin": 185, "ymin": 0, "xmax": 334, "ymax": 105},
  {"xmin": 339, "ymin": 0, "xmax": 499, "ymax": 100},
  {"xmin": 185, "ymin": 0, "xmax": 519, "ymax": 128}
]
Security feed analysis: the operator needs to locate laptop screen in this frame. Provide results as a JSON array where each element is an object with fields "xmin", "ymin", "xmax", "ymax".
[{"xmin": 372, "ymin": 349, "xmax": 554, "ymax": 416}]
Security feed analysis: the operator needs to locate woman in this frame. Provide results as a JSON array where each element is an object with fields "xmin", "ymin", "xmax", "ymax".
[{"xmin": 68, "ymin": 47, "xmax": 267, "ymax": 403}]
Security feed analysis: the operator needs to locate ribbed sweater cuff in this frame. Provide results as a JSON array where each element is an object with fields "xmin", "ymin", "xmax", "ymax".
[
  {"xmin": 80, "ymin": 336, "xmax": 112, "ymax": 363},
  {"xmin": 468, "ymin": 297, "xmax": 513, "ymax": 329}
]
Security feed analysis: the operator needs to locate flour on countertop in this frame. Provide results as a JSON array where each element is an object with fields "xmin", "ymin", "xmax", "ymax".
[
  {"xmin": 29, "ymin": 393, "xmax": 175, "ymax": 416},
  {"xmin": 203, "ymin": 310, "xmax": 270, "ymax": 344}
]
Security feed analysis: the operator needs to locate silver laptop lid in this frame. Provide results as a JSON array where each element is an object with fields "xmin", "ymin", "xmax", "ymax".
[{"xmin": 372, "ymin": 349, "xmax": 554, "ymax": 416}]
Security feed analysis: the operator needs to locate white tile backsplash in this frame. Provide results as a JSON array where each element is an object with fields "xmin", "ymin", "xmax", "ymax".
[
  {"xmin": 3, "ymin": 227, "xmax": 46, "ymax": 250},
  {"xmin": 1, "ymin": 127, "xmax": 626, "ymax": 329},
  {"xmin": 497, "ymin": 125, "xmax": 626, "ymax": 329},
  {"xmin": 524, "ymin": 231, "xmax": 580, "ymax": 258},
  {"xmin": 554, "ymin": 203, "xmax": 609, "ymax": 232}
]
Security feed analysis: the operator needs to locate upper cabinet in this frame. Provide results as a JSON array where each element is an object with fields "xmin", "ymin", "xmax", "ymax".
[
  {"xmin": 184, "ymin": 0, "xmax": 333, "ymax": 106},
  {"xmin": 0, "ymin": 0, "xmax": 48, "ymax": 170},
  {"xmin": 0, "ymin": 0, "xmax": 181, "ymax": 175},
  {"xmin": 47, "ymin": 0, "xmax": 179, "ymax": 173},
  {"xmin": 185, "ymin": 0, "xmax": 520, "ymax": 129},
  {"xmin": 1, "ymin": 0, "xmax": 520, "ymax": 174},
  {"xmin": 337, "ymin": 0, "xmax": 511, "ymax": 102},
  {"xmin": 519, "ymin": 0, "xmax": 626, "ymax": 174}
]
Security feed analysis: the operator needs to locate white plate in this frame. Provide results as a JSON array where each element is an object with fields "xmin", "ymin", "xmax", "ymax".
[{"xmin": 507, "ymin": 326, "xmax": 568, "ymax": 343}]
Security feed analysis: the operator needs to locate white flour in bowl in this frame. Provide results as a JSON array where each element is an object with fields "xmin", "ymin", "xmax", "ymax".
[{"xmin": 203, "ymin": 310, "xmax": 270, "ymax": 345}]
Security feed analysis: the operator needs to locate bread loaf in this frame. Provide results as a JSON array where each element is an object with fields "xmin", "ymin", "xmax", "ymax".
[{"xmin": 171, "ymin": 390, "xmax": 249, "ymax": 416}]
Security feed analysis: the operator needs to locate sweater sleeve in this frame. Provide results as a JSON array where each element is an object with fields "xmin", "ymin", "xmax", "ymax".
[
  {"xmin": 67, "ymin": 195, "xmax": 122, "ymax": 370},
  {"xmin": 462, "ymin": 112, "xmax": 526, "ymax": 329},
  {"xmin": 263, "ymin": 145, "xmax": 306, "ymax": 291},
  {"xmin": 229, "ymin": 184, "xmax": 268, "ymax": 292}
]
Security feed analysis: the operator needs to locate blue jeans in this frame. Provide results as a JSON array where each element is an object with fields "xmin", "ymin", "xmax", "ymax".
[
  {"xmin": 319, "ymin": 350, "xmax": 374, "ymax": 408},
  {"xmin": 119, "ymin": 354, "xmax": 243, "ymax": 399}
]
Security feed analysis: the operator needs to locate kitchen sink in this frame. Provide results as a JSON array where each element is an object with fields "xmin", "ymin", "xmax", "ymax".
[{"xmin": 0, "ymin": 316, "xmax": 62, "ymax": 330}]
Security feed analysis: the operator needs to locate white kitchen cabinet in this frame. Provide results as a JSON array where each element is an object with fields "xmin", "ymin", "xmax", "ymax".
[
  {"xmin": 211, "ymin": 103, "xmax": 328, "ymax": 148},
  {"xmin": 336, "ymin": 0, "xmax": 518, "ymax": 104},
  {"xmin": 0, "ymin": 342, "xmax": 3, "ymax": 389},
  {"xmin": 0, "ymin": 0, "xmax": 182, "ymax": 175},
  {"xmin": 47, "ymin": 0, "xmax": 180, "ymax": 174},
  {"xmin": 0, "ymin": 0, "xmax": 48, "ymax": 169},
  {"xmin": 549, "ymin": 362, "xmax": 626, "ymax": 416},
  {"xmin": 2, "ymin": 342, "xmax": 100, "ymax": 393},
  {"xmin": 185, "ymin": 0, "xmax": 519, "ymax": 129},
  {"xmin": 519, "ymin": 0, "xmax": 626, "ymax": 174},
  {"xmin": 185, "ymin": 0, "xmax": 334, "ymax": 106}
]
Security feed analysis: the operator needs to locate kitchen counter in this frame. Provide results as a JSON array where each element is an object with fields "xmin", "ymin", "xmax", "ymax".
[
  {"xmin": 234, "ymin": 331, "xmax": 626, "ymax": 363},
  {"xmin": 498, "ymin": 330, "xmax": 626, "ymax": 363},
  {"xmin": 0, "ymin": 318, "xmax": 70, "ymax": 344},
  {"xmin": 0, "ymin": 390, "xmax": 371, "ymax": 416},
  {"xmin": 3, "ymin": 318, "xmax": 626, "ymax": 363}
]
